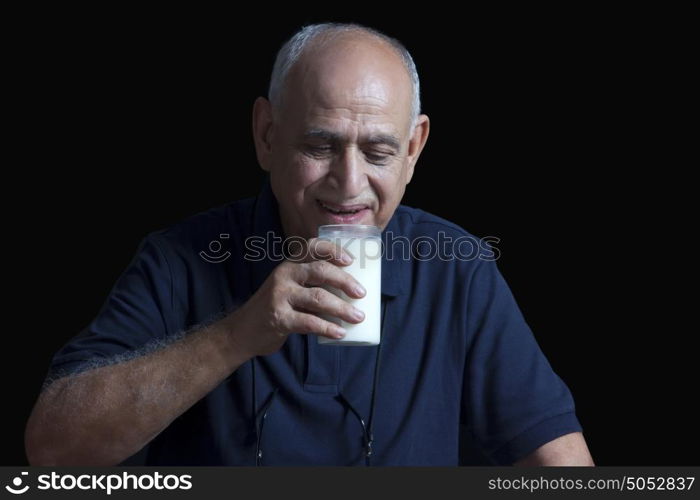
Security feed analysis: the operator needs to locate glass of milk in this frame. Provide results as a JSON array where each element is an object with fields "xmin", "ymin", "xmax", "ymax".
[{"xmin": 317, "ymin": 224, "xmax": 382, "ymax": 346}]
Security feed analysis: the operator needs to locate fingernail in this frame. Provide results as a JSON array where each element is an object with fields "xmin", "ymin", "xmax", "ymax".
[
  {"xmin": 334, "ymin": 327, "xmax": 346, "ymax": 338},
  {"xmin": 354, "ymin": 284, "xmax": 366, "ymax": 296},
  {"xmin": 352, "ymin": 308, "xmax": 365, "ymax": 321},
  {"xmin": 341, "ymin": 253, "xmax": 353, "ymax": 264}
]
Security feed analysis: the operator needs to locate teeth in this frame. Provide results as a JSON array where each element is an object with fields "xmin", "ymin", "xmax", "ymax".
[{"xmin": 320, "ymin": 201, "xmax": 361, "ymax": 214}]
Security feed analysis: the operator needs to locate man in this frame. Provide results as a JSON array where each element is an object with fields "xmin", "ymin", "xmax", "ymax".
[{"xmin": 26, "ymin": 23, "xmax": 594, "ymax": 466}]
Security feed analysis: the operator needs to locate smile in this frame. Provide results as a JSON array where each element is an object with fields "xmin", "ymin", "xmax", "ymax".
[
  {"xmin": 316, "ymin": 199, "xmax": 372, "ymax": 223},
  {"xmin": 316, "ymin": 199, "xmax": 369, "ymax": 215}
]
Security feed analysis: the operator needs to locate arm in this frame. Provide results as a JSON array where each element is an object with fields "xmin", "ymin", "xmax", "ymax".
[
  {"xmin": 514, "ymin": 432, "xmax": 594, "ymax": 466},
  {"xmin": 26, "ymin": 239, "xmax": 361, "ymax": 466},
  {"xmin": 25, "ymin": 315, "xmax": 252, "ymax": 466}
]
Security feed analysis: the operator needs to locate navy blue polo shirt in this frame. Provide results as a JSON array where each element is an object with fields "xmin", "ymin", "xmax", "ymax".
[{"xmin": 47, "ymin": 179, "xmax": 582, "ymax": 465}]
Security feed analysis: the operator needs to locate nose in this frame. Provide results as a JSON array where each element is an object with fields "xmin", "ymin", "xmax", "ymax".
[{"xmin": 328, "ymin": 146, "xmax": 367, "ymax": 198}]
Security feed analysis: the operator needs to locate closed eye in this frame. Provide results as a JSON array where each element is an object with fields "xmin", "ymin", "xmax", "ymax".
[
  {"xmin": 364, "ymin": 151, "xmax": 394, "ymax": 165},
  {"xmin": 304, "ymin": 144, "xmax": 334, "ymax": 158}
]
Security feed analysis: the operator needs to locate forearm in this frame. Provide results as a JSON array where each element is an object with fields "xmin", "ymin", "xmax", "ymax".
[
  {"xmin": 514, "ymin": 432, "xmax": 595, "ymax": 466},
  {"xmin": 25, "ymin": 315, "xmax": 251, "ymax": 465}
]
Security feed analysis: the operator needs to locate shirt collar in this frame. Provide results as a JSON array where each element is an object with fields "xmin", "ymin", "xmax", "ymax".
[{"xmin": 250, "ymin": 177, "xmax": 405, "ymax": 297}]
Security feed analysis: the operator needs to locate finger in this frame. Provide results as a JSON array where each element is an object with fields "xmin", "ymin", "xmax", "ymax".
[
  {"xmin": 305, "ymin": 238, "xmax": 353, "ymax": 266},
  {"xmin": 290, "ymin": 286, "xmax": 365, "ymax": 324},
  {"xmin": 296, "ymin": 260, "xmax": 366, "ymax": 298},
  {"xmin": 288, "ymin": 310, "xmax": 347, "ymax": 339}
]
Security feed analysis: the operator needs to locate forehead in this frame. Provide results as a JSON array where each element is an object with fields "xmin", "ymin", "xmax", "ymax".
[{"xmin": 282, "ymin": 35, "xmax": 413, "ymax": 135}]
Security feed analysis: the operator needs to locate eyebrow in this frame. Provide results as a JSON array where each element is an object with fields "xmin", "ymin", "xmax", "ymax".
[{"xmin": 303, "ymin": 129, "xmax": 401, "ymax": 151}]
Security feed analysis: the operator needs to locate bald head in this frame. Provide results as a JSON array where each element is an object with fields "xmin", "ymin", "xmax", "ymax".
[
  {"xmin": 268, "ymin": 23, "xmax": 421, "ymax": 127},
  {"xmin": 280, "ymin": 32, "xmax": 413, "ymax": 134}
]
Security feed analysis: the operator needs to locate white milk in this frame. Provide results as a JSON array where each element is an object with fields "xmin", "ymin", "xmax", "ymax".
[{"xmin": 317, "ymin": 234, "xmax": 382, "ymax": 346}]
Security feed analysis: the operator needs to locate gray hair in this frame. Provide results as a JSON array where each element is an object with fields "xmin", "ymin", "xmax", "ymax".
[{"xmin": 268, "ymin": 23, "xmax": 421, "ymax": 127}]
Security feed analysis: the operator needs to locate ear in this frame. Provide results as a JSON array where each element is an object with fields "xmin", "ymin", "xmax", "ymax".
[
  {"xmin": 404, "ymin": 114, "xmax": 430, "ymax": 184},
  {"xmin": 252, "ymin": 97, "xmax": 275, "ymax": 172}
]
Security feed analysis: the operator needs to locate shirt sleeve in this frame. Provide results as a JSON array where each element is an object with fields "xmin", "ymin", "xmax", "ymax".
[
  {"xmin": 46, "ymin": 234, "xmax": 179, "ymax": 381},
  {"xmin": 461, "ymin": 259, "xmax": 582, "ymax": 464}
]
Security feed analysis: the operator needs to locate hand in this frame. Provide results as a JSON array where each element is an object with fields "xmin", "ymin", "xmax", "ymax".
[{"xmin": 225, "ymin": 238, "xmax": 367, "ymax": 357}]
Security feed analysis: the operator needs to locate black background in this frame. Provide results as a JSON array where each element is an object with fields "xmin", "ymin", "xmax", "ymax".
[{"xmin": 4, "ymin": 7, "xmax": 695, "ymax": 465}]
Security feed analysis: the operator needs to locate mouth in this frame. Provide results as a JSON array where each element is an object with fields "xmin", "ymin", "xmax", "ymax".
[{"xmin": 316, "ymin": 199, "xmax": 371, "ymax": 223}]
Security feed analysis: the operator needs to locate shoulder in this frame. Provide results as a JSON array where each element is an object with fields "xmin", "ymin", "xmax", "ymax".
[
  {"xmin": 140, "ymin": 196, "xmax": 256, "ymax": 264},
  {"xmin": 388, "ymin": 204, "xmax": 500, "ymax": 288},
  {"xmin": 392, "ymin": 204, "xmax": 478, "ymax": 240},
  {"xmin": 390, "ymin": 204, "xmax": 495, "ymax": 260}
]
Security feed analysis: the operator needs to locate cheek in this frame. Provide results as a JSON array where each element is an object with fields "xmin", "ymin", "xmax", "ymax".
[
  {"xmin": 373, "ymin": 168, "xmax": 405, "ymax": 202},
  {"xmin": 274, "ymin": 155, "xmax": 327, "ymax": 206},
  {"xmin": 371, "ymin": 182, "xmax": 392, "ymax": 212},
  {"xmin": 370, "ymin": 169, "xmax": 407, "ymax": 222},
  {"xmin": 272, "ymin": 152, "xmax": 310, "ymax": 182},
  {"xmin": 290, "ymin": 155, "xmax": 328, "ymax": 187}
]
